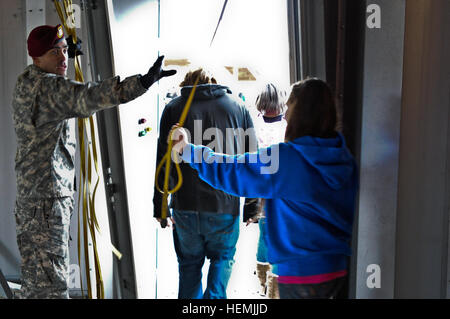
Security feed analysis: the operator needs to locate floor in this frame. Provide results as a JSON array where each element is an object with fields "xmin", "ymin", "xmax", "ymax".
[{"xmin": 2, "ymin": 214, "xmax": 269, "ymax": 299}]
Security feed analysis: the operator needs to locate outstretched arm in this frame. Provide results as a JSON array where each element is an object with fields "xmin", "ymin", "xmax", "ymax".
[
  {"xmin": 34, "ymin": 56, "xmax": 176, "ymax": 126},
  {"xmin": 171, "ymin": 126, "xmax": 280, "ymax": 199}
]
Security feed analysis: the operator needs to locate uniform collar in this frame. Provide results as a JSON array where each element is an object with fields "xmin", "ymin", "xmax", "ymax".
[
  {"xmin": 27, "ymin": 64, "xmax": 46, "ymax": 75},
  {"xmin": 26, "ymin": 64, "xmax": 63, "ymax": 78}
]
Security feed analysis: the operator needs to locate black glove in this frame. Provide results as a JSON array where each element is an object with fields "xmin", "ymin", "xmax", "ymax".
[
  {"xmin": 66, "ymin": 35, "xmax": 83, "ymax": 59},
  {"xmin": 140, "ymin": 55, "xmax": 177, "ymax": 89}
]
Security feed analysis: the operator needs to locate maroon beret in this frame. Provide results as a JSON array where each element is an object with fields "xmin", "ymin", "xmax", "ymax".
[{"xmin": 27, "ymin": 24, "xmax": 65, "ymax": 57}]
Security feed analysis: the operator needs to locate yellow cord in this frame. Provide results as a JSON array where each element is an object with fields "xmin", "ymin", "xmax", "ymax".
[
  {"xmin": 53, "ymin": 0, "xmax": 105, "ymax": 299},
  {"xmin": 155, "ymin": 77, "xmax": 200, "ymax": 219}
]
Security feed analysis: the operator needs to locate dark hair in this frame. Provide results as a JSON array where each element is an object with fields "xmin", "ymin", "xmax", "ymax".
[
  {"xmin": 179, "ymin": 68, "xmax": 217, "ymax": 87},
  {"xmin": 255, "ymin": 83, "xmax": 286, "ymax": 116},
  {"xmin": 284, "ymin": 78, "xmax": 337, "ymax": 141}
]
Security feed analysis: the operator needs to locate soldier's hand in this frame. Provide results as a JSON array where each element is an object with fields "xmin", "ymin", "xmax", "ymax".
[
  {"xmin": 66, "ymin": 35, "xmax": 83, "ymax": 59},
  {"xmin": 140, "ymin": 55, "xmax": 177, "ymax": 89}
]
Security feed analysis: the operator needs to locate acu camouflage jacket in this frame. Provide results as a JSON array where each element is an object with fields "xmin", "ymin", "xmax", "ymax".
[{"xmin": 12, "ymin": 64, "xmax": 147, "ymax": 199}]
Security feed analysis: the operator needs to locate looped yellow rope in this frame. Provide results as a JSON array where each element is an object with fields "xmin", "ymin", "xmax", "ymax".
[
  {"xmin": 155, "ymin": 76, "xmax": 200, "ymax": 219},
  {"xmin": 53, "ymin": 0, "xmax": 113, "ymax": 299}
]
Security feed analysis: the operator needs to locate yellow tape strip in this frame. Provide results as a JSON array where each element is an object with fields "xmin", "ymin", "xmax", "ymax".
[
  {"xmin": 54, "ymin": 0, "xmax": 114, "ymax": 298},
  {"xmin": 111, "ymin": 244, "xmax": 123, "ymax": 260},
  {"xmin": 76, "ymin": 120, "xmax": 84, "ymax": 298}
]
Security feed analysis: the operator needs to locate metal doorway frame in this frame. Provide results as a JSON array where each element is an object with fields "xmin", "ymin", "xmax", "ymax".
[{"xmin": 82, "ymin": 0, "xmax": 137, "ymax": 299}]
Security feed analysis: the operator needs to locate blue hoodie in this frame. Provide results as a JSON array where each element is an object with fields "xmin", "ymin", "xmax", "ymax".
[{"xmin": 181, "ymin": 133, "xmax": 358, "ymax": 277}]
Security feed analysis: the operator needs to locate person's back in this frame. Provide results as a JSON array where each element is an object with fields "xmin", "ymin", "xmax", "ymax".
[
  {"xmin": 263, "ymin": 134, "xmax": 357, "ymax": 283},
  {"xmin": 170, "ymin": 78, "xmax": 359, "ymax": 299},
  {"xmin": 154, "ymin": 68, "xmax": 257, "ymax": 299},
  {"xmin": 155, "ymin": 84, "xmax": 254, "ymax": 214}
]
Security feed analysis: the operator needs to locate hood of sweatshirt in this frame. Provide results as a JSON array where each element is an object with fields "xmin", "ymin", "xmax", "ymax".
[
  {"xmin": 181, "ymin": 84, "xmax": 232, "ymax": 101},
  {"xmin": 290, "ymin": 133, "xmax": 356, "ymax": 190}
]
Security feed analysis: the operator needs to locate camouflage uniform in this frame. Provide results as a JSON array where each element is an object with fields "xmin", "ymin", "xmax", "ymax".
[{"xmin": 12, "ymin": 64, "xmax": 147, "ymax": 298}]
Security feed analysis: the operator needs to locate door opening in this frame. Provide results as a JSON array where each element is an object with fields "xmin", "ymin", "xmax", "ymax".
[{"xmin": 108, "ymin": 0, "xmax": 290, "ymax": 298}]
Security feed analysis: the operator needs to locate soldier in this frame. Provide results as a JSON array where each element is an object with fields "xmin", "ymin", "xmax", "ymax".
[{"xmin": 11, "ymin": 24, "xmax": 176, "ymax": 299}]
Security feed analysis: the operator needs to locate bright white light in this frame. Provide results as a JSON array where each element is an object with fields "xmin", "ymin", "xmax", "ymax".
[{"xmin": 108, "ymin": 0, "xmax": 289, "ymax": 299}]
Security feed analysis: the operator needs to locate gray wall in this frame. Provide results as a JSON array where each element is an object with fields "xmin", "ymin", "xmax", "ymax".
[
  {"xmin": 356, "ymin": 0, "xmax": 406, "ymax": 299},
  {"xmin": 0, "ymin": 0, "xmax": 24, "ymax": 279},
  {"xmin": 395, "ymin": 0, "xmax": 450, "ymax": 298},
  {"xmin": 356, "ymin": 0, "xmax": 450, "ymax": 298}
]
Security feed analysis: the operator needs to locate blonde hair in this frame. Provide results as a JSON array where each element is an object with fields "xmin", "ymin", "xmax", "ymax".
[{"xmin": 179, "ymin": 68, "xmax": 217, "ymax": 87}]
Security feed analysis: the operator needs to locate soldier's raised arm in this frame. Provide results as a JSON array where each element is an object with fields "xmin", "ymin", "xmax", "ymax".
[
  {"xmin": 33, "ymin": 55, "xmax": 174, "ymax": 126},
  {"xmin": 15, "ymin": 24, "xmax": 175, "ymax": 127}
]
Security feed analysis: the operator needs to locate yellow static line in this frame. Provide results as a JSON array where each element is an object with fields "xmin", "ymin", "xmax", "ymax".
[
  {"xmin": 155, "ymin": 76, "xmax": 200, "ymax": 219},
  {"xmin": 53, "ymin": 0, "xmax": 107, "ymax": 299}
]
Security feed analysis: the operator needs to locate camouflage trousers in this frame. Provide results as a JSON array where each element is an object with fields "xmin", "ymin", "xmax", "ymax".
[{"xmin": 14, "ymin": 197, "xmax": 73, "ymax": 299}]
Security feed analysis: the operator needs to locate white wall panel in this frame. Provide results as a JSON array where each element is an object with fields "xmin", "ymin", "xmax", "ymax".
[{"xmin": 0, "ymin": 0, "xmax": 25, "ymax": 281}]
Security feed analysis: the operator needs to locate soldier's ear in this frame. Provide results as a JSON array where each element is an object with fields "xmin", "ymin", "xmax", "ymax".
[{"xmin": 32, "ymin": 56, "xmax": 41, "ymax": 66}]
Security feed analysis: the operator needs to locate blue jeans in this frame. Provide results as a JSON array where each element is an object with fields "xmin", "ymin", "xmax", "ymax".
[
  {"xmin": 256, "ymin": 217, "xmax": 268, "ymax": 263},
  {"xmin": 257, "ymin": 217, "xmax": 278, "ymax": 275},
  {"xmin": 172, "ymin": 210, "xmax": 239, "ymax": 299}
]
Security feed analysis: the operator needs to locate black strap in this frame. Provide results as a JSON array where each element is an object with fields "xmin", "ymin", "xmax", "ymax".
[
  {"xmin": 0, "ymin": 268, "xmax": 13, "ymax": 299},
  {"xmin": 210, "ymin": 0, "xmax": 229, "ymax": 47}
]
